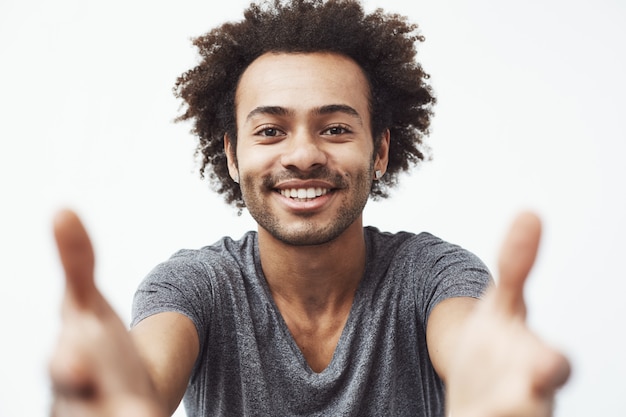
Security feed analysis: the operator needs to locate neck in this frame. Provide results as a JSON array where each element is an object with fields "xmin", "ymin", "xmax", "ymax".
[{"xmin": 258, "ymin": 220, "xmax": 366, "ymax": 316}]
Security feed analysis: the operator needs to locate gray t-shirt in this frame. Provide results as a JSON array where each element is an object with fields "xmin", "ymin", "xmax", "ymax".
[{"xmin": 132, "ymin": 227, "xmax": 491, "ymax": 416}]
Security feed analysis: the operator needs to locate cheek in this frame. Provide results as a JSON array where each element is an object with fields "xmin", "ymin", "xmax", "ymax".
[
  {"xmin": 236, "ymin": 147, "xmax": 275, "ymax": 173},
  {"xmin": 330, "ymin": 148, "xmax": 374, "ymax": 172}
]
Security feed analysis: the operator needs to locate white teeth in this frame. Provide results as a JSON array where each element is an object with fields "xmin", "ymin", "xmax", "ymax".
[{"xmin": 280, "ymin": 188, "xmax": 329, "ymax": 199}]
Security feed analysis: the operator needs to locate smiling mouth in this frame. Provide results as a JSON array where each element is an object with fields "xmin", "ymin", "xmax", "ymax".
[{"xmin": 278, "ymin": 187, "xmax": 331, "ymax": 201}]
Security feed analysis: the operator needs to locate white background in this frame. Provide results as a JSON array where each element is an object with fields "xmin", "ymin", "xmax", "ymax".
[{"xmin": 1, "ymin": 0, "xmax": 624, "ymax": 416}]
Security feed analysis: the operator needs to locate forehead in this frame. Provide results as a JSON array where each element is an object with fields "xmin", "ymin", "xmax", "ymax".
[{"xmin": 235, "ymin": 52, "xmax": 371, "ymax": 123}]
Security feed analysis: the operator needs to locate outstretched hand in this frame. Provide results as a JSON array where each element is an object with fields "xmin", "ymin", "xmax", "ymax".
[
  {"xmin": 50, "ymin": 210, "xmax": 164, "ymax": 417},
  {"xmin": 446, "ymin": 212, "xmax": 571, "ymax": 417}
]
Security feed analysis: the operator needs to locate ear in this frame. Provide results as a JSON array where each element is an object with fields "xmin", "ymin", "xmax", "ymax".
[
  {"xmin": 224, "ymin": 134, "xmax": 239, "ymax": 183},
  {"xmin": 374, "ymin": 129, "xmax": 390, "ymax": 176}
]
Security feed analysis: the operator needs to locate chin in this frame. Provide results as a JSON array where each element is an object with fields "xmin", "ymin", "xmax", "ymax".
[{"xmin": 264, "ymin": 217, "xmax": 357, "ymax": 247}]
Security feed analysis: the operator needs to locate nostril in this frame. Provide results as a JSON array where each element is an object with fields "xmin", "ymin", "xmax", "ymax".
[{"xmin": 280, "ymin": 143, "xmax": 328, "ymax": 171}]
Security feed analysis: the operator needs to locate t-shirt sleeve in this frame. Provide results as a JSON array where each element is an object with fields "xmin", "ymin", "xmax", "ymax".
[
  {"xmin": 404, "ymin": 233, "xmax": 493, "ymax": 323},
  {"xmin": 131, "ymin": 250, "xmax": 214, "ymax": 347}
]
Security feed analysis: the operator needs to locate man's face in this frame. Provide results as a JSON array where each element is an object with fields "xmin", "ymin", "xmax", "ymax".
[{"xmin": 227, "ymin": 52, "xmax": 388, "ymax": 246}]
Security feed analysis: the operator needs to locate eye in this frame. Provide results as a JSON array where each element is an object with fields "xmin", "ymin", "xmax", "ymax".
[
  {"xmin": 322, "ymin": 125, "xmax": 352, "ymax": 135},
  {"xmin": 254, "ymin": 126, "xmax": 285, "ymax": 137}
]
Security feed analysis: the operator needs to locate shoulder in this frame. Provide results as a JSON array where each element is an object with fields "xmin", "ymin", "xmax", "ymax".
[
  {"xmin": 134, "ymin": 231, "xmax": 259, "ymax": 305},
  {"xmin": 152, "ymin": 231, "xmax": 258, "ymax": 277},
  {"xmin": 131, "ymin": 231, "xmax": 259, "ymax": 327},
  {"xmin": 364, "ymin": 226, "xmax": 491, "ymax": 292},
  {"xmin": 363, "ymin": 226, "xmax": 492, "ymax": 324},
  {"xmin": 365, "ymin": 226, "xmax": 475, "ymax": 263}
]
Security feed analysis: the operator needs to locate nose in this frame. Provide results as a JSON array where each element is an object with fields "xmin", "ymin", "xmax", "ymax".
[{"xmin": 279, "ymin": 128, "xmax": 327, "ymax": 172}]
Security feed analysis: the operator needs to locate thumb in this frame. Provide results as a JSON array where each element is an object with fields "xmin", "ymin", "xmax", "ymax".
[
  {"xmin": 53, "ymin": 209, "xmax": 96, "ymax": 309},
  {"xmin": 496, "ymin": 211, "xmax": 542, "ymax": 316}
]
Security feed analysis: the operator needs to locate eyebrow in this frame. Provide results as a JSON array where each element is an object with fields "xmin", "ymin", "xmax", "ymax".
[
  {"xmin": 314, "ymin": 104, "xmax": 363, "ymax": 126},
  {"xmin": 245, "ymin": 104, "xmax": 364, "ymax": 126},
  {"xmin": 245, "ymin": 106, "xmax": 293, "ymax": 122}
]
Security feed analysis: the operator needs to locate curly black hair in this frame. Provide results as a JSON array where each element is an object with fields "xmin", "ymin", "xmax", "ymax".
[{"xmin": 174, "ymin": 0, "xmax": 435, "ymax": 209}]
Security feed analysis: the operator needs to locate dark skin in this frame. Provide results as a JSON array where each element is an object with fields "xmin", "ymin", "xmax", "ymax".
[
  {"xmin": 50, "ymin": 209, "xmax": 570, "ymax": 417},
  {"xmin": 174, "ymin": 0, "xmax": 435, "ymax": 208},
  {"xmin": 51, "ymin": 210, "xmax": 167, "ymax": 417},
  {"xmin": 49, "ymin": 50, "xmax": 570, "ymax": 417}
]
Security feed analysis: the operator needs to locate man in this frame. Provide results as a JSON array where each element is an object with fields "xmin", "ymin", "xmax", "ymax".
[{"xmin": 50, "ymin": 1, "xmax": 570, "ymax": 416}]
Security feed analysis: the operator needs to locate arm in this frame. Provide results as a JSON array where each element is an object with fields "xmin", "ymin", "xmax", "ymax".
[
  {"xmin": 131, "ymin": 312, "xmax": 199, "ymax": 416},
  {"xmin": 50, "ymin": 210, "xmax": 197, "ymax": 417},
  {"xmin": 426, "ymin": 212, "xmax": 570, "ymax": 417}
]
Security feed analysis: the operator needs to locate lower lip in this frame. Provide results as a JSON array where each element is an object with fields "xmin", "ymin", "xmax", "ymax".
[{"xmin": 275, "ymin": 190, "xmax": 335, "ymax": 212}]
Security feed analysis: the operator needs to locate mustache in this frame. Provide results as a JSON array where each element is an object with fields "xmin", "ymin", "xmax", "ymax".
[{"xmin": 261, "ymin": 167, "xmax": 349, "ymax": 189}]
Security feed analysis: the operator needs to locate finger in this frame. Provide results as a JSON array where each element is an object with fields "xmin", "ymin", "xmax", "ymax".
[
  {"xmin": 533, "ymin": 346, "xmax": 571, "ymax": 395},
  {"xmin": 496, "ymin": 211, "xmax": 542, "ymax": 315},
  {"xmin": 53, "ymin": 209, "xmax": 96, "ymax": 308}
]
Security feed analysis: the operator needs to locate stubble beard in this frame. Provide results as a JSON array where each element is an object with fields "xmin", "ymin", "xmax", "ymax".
[{"xmin": 240, "ymin": 164, "xmax": 374, "ymax": 246}]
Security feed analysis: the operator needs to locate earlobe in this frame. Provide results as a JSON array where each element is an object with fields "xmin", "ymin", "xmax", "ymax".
[{"xmin": 374, "ymin": 129, "xmax": 390, "ymax": 179}]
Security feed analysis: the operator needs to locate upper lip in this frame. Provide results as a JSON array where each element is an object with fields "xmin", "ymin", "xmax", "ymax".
[{"xmin": 273, "ymin": 179, "xmax": 337, "ymax": 190}]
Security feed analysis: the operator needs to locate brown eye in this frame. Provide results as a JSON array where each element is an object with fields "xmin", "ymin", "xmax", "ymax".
[
  {"xmin": 261, "ymin": 128, "xmax": 279, "ymax": 136},
  {"xmin": 255, "ymin": 126, "xmax": 285, "ymax": 137},
  {"xmin": 323, "ymin": 125, "xmax": 350, "ymax": 135}
]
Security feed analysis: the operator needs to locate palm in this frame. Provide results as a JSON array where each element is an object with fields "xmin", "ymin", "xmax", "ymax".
[
  {"xmin": 50, "ymin": 210, "xmax": 163, "ymax": 417},
  {"xmin": 446, "ymin": 212, "xmax": 571, "ymax": 417}
]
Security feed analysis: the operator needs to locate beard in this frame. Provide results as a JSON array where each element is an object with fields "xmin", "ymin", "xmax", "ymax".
[{"xmin": 240, "ymin": 164, "xmax": 374, "ymax": 246}]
